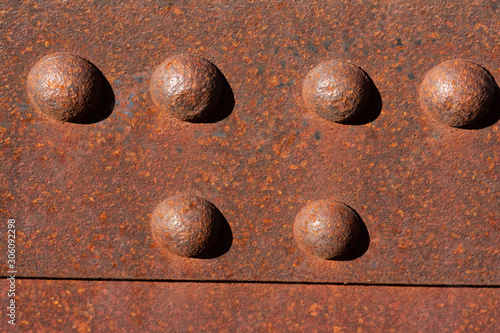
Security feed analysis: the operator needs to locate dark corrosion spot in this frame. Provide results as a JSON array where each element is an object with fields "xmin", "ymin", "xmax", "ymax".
[
  {"xmin": 27, "ymin": 53, "xmax": 103, "ymax": 122},
  {"xmin": 302, "ymin": 60, "xmax": 372, "ymax": 123},
  {"xmin": 151, "ymin": 194, "xmax": 221, "ymax": 258},
  {"xmin": 294, "ymin": 200, "xmax": 361, "ymax": 260},
  {"xmin": 418, "ymin": 59, "xmax": 496, "ymax": 128},
  {"xmin": 150, "ymin": 54, "xmax": 224, "ymax": 122}
]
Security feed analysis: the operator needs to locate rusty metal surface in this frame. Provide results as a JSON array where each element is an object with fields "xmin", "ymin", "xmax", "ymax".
[
  {"xmin": 1, "ymin": 280, "xmax": 498, "ymax": 332},
  {"xmin": 0, "ymin": 1, "xmax": 499, "ymax": 284}
]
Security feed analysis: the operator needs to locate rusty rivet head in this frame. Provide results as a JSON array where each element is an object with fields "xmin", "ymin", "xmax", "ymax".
[
  {"xmin": 150, "ymin": 54, "xmax": 224, "ymax": 122},
  {"xmin": 419, "ymin": 59, "xmax": 496, "ymax": 128},
  {"xmin": 302, "ymin": 60, "xmax": 372, "ymax": 123},
  {"xmin": 151, "ymin": 194, "xmax": 222, "ymax": 257},
  {"xmin": 27, "ymin": 53, "xmax": 103, "ymax": 122},
  {"xmin": 294, "ymin": 200, "xmax": 361, "ymax": 260}
]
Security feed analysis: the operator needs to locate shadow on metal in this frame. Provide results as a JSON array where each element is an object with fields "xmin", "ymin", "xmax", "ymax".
[
  {"xmin": 335, "ymin": 213, "xmax": 370, "ymax": 261},
  {"xmin": 342, "ymin": 76, "xmax": 382, "ymax": 125},
  {"xmin": 463, "ymin": 82, "xmax": 500, "ymax": 130},
  {"xmin": 70, "ymin": 70, "xmax": 115, "ymax": 124},
  {"xmin": 192, "ymin": 70, "xmax": 235, "ymax": 124},
  {"xmin": 195, "ymin": 209, "xmax": 233, "ymax": 259}
]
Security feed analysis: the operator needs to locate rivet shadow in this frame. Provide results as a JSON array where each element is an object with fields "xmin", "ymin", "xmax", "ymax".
[
  {"xmin": 192, "ymin": 70, "xmax": 235, "ymax": 124},
  {"xmin": 462, "ymin": 81, "xmax": 500, "ymax": 130},
  {"xmin": 334, "ymin": 212, "xmax": 370, "ymax": 261},
  {"xmin": 70, "ymin": 70, "xmax": 115, "ymax": 124},
  {"xmin": 195, "ymin": 209, "xmax": 233, "ymax": 259},
  {"xmin": 341, "ymin": 75, "xmax": 382, "ymax": 125}
]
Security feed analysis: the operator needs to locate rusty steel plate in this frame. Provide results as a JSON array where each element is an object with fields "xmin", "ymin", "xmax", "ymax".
[
  {"xmin": 0, "ymin": 1, "xmax": 499, "ymax": 285},
  {"xmin": 2, "ymin": 280, "xmax": 498, "ymax": 332}
]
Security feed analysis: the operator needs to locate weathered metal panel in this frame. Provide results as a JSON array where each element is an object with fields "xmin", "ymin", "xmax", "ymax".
[
  {"xmin": 0, "ymin": 1, "xmax": 499, "ymax": 284},
  {"xmin": 2, "ymin": 280, "xmax": 498, "ymax": 332}
]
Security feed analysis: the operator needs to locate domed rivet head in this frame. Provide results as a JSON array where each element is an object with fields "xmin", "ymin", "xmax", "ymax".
[
  {"xmin": 294, "ymin": 200, "xmax": 361, "ymax": 260},
  {"xmin": 418, "ymin": 59, "xmax": 496, "ymax": 128},
  {"xmin": 302, "ymin": 60, "xmax": 372, "ymax": 123},
  {"xmin": 27, "ymin": 53, "xmax": 103, "ymax": 122},
  {"xmin": 151, "ymin": 194, "xmax": 222, "ymax": 258},
  {"xmin": 150, "ymin": 54, "xmax": 224, "ymax": 122}
]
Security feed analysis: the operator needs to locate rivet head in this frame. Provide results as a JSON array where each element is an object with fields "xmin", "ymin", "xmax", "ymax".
[
  {"xmin": 150, "ymin": 54, "xmax": 224, "ymax": 122},
  {"xmin": 419, "ymin": 59, "xmax": 496, "ymax": 127},
  {"xmin": 302, "ymin": 60, "xmax": 372, "ymax": 123},
  {"xmin": 27, "ymin": 53, "xmax": 103, "ymax": 122},
  {"xmin": 151, "ymin": 194, "xmax": 222, "ymax": 258},
  {"xmin": 294, "ymin": 200, "xmax": 361, "ymax": 260}
]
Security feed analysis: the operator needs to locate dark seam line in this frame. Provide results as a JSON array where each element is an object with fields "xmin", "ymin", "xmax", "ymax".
[{"xmin": 4, "ymin": 276, "xmax": 500, "ymax": 288}]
